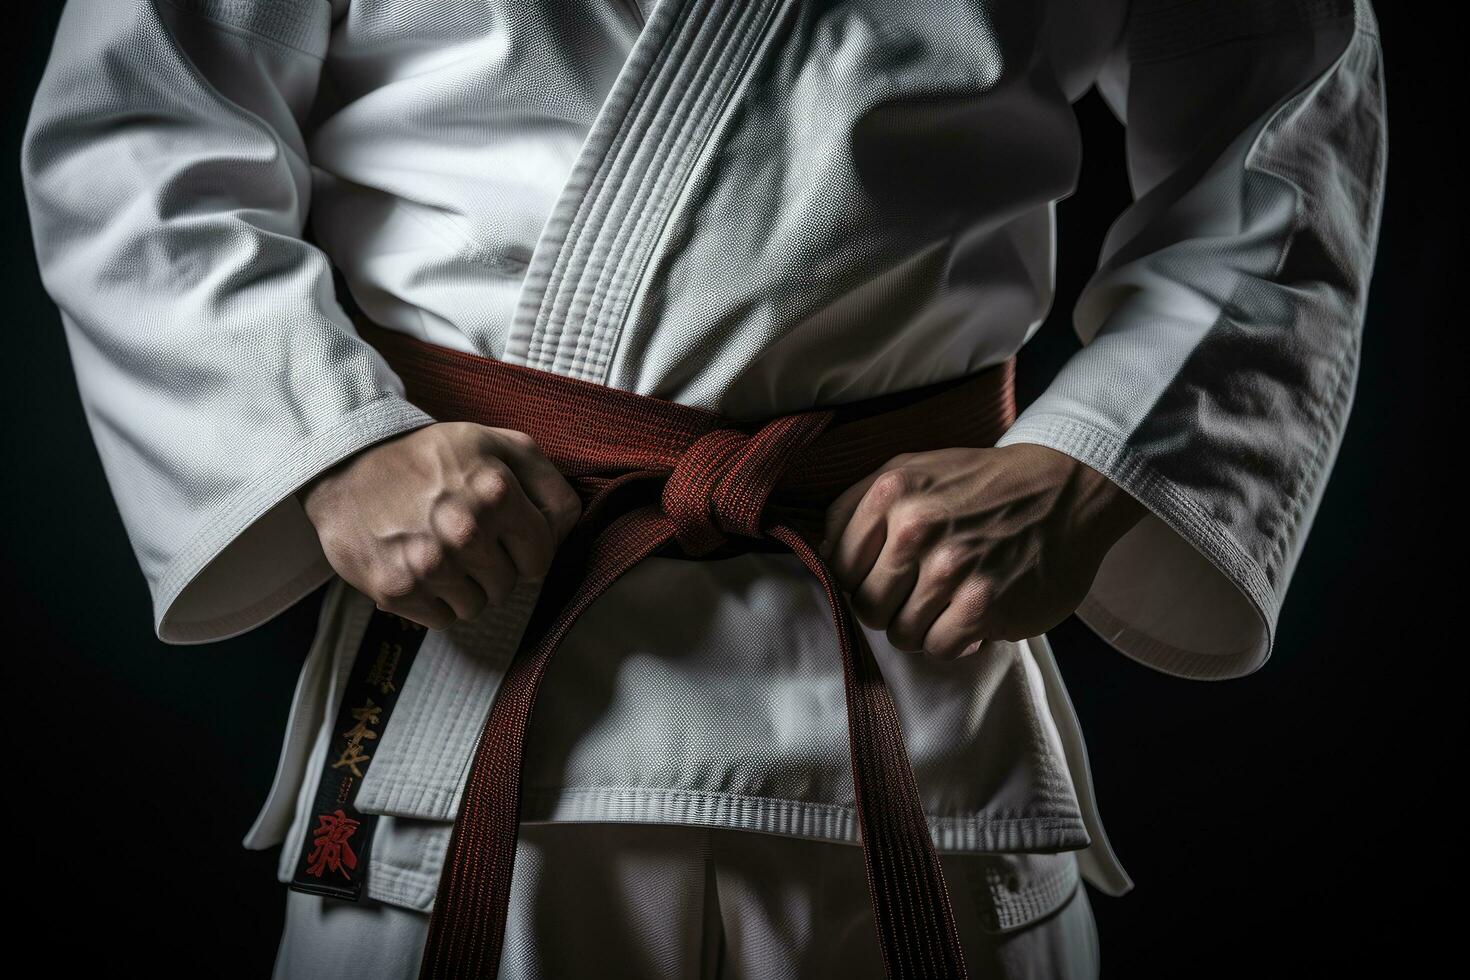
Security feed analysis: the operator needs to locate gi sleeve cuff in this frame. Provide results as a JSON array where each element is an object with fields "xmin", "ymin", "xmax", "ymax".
[
  {"xmin": 997, "ymin": 412, "xmax": 1274, "ymax": 681},
  {"xmin": 151, "ymin": 393, "xmax": 437, "ymax": 645}
]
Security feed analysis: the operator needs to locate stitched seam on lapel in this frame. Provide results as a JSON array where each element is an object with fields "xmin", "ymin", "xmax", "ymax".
[
  {"xmin": 530, "ymin": 0, "xmax": 721, "ymax": 376},
  {"xmin": 505, "ymin": 0, "xmax": 686, "ymax": 369},
  {"xmin": 515, "ymin": 0, "xmax": 783, "ymax": 384},
  {"xmin": 574, "ymin": 0, "xmax": 787, "ymax": 386}
]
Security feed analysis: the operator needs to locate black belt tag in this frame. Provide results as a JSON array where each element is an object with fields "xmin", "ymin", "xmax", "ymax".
[{"xmin": 288, "ymin": 607, "xmax": 429, "ymax": 901}]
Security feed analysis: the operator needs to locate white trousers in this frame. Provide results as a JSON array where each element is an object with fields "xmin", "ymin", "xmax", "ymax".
[{"xmin": 272, "ymin": 822, "xmax": 1100, "ymax": 979}]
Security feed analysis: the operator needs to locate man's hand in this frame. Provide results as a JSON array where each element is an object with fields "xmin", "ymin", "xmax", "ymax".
[
  {"xmin": 296, "ymin": 422, "xmax": 584, "ymax": 631},
  {"xmin": 820, "ymin": 444, "xmax": 1147, "ymax": 658}
]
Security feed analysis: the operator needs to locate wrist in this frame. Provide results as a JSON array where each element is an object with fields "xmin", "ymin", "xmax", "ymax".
[
  {"xmin": 296, "ymin": 462, "xmax": 344, "ymax": 518},
  {"xmin": 1074, "ymin": 461, "xmax": 1147, "ymax": 547}
]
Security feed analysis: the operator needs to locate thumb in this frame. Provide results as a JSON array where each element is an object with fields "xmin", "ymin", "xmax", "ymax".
[
  {"xmin": 487, "ymin": 432, "xmax": 584, "ymax": 544},
  {"xmin": 820, "ymin": 464, "xmax": 887, "ymax": 559}
]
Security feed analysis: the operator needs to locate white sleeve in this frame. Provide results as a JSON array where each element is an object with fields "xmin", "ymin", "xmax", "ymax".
[
  {"xmin": 997, "ymin": 0, "xmax": 1388, "ymax": 679},
  {"xmin": 19, "ymin": 1, "xmax": 437, "ymax": 644}
]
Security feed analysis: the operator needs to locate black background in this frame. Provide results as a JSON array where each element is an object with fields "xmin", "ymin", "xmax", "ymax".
[{"xmin": 1, "ymin": 3, "xmax": 1446, "ymax": 976}]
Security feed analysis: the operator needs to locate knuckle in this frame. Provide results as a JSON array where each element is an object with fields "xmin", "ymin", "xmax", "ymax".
[
  {"xmin": 948, "ymin": 580, "xmax": 991, "ymax": 627},
  {"xmin": 925, "ymin": 542, "xmax": 972, "ymax": 582},
  {"xmin": 404, "ymin": 539, "xmax": 448, "ymax": 580},
  {"xmin": 471, "ymin": 465, "xmax": 513, "ymax": 508},
  {"xmin": 438, "ymin": 509, "xmax": 481, "ymax": 551},
  {"xmin": 888, "ymin": 508, "xmax": 939, "ymax": 554},
  {"xmin": 887, "ymin": 522, "xmax": 922, "ymax": 554},
  {"xmin": 869, "ymin": 469, "xmax": 911, "ymax": 506},
  {"xmin": 372, "ymin": 568, "xmax": 417, "ymax": 603}
]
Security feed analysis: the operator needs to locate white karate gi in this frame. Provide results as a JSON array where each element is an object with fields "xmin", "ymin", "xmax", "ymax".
[{"xmin": 19, "ymin": 0, "xmax": 1387, "ymax": 976}]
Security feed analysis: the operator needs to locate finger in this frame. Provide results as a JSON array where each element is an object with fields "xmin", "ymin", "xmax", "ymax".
[
  {"xmin": 851, "ymin": 538, "xmax": 920, "ymax": 632},
  {"xmin": 467, "ymin": 537, "xmax": 526, "ymax": 605},
  {"xmin": 441, "ymin": 504, "xmax": 522, "ymax": 605},
  {"xmin": 850, "ymin": 492, "xmax": 941, "ymax": 630},
  {"xmin": 922, "ymin": 576, "xmax": 996, "ymax": 659},
  {"xmin": 827, "ymin": 467, "xmax": 911, "ymax": 592},
  {"xmin": 429, "ymin": 570, "xmax": 491, "ymax": 623},
  {"xmin": 821, "ymin": 472, "xmax": 876, "ymax": 558},
  {"xmin": 885, "ymin": 558, "xmax": 962, "ymax": 654},
  {"xmin": 397, "ymin": 536, "xmax": 489, "ymax": 626},
  {"xmin": 493, "ymin": 431, "xmax": 584, "ymax": 544},
  {"xmin": 821, "ymin": 455, "xmax": 905, "ymax": 560},
  {"xmin": 378, "ymin": 592, "xmax": 457, "ymax": 633},
  {"xmin": 370, "ymin": 536, "xmax": 462, "ymax": 631},
  {"xmin": 474, "ymin": 458, "xmax": 558, "ymax": 581}
]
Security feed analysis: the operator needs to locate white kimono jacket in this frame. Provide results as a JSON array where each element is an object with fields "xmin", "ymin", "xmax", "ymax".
[{"xmin": 20, "ymin": 0, "xmax": 1387, "ymax": 924}]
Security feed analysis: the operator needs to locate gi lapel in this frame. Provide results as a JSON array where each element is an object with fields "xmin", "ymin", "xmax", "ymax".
[{"xmin": 503, "ymin": 0, "xmax": 791, "ymax": 384}]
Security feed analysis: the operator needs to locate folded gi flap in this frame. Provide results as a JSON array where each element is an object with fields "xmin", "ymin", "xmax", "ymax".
[
  {"xmin": 244, "ymin": 576, "xmax": 461, "ymax": 912},
  {"xmin": 356, "ymin": 814, "xmax": 453, "ymax": 914},
  {"xmin": 949, "ymin": 849, "xmax": 1084, "ymax": 936}
]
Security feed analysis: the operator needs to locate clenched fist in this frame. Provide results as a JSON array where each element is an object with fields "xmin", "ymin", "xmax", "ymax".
[
  {"xmin": 295, "ymin": 421, "xmax": 584, "ymax": 631},
  {"xmin": 819, "ymin": 443, "xmax": 1147, "ymax": 658}
]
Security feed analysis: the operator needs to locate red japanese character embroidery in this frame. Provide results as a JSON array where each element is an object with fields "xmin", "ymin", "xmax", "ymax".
[{"xmin": 304, "ymin": 808, "xmax": 361, "ymax": 880}]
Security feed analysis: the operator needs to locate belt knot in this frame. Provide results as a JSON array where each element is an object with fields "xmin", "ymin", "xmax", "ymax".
[{"xmin": 660, "ymin": 409, "xmax": 835, "ymax": 557}]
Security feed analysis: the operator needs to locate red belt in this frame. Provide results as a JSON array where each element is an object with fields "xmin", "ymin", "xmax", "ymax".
[{"xmin": 353, "ymin": 313, "xmax": 1017, "ymax": 980}]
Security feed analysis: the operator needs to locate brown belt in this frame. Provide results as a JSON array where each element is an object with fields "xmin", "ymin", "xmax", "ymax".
[{"xmin": 352, "ymin": 312, "xmax": 1017, "ymax": 979}]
